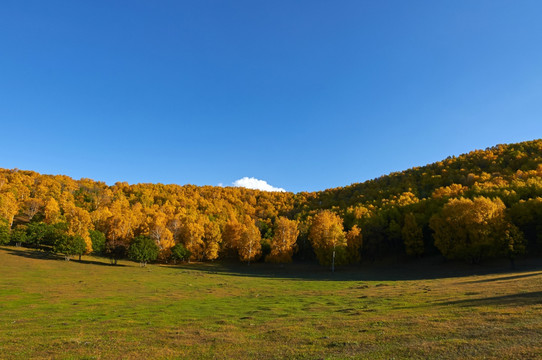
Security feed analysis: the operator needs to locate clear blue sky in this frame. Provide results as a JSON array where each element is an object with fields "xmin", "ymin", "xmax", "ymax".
[{"xmin": 1, "ymin": 1, "xmax": 541, "ymax": 193}]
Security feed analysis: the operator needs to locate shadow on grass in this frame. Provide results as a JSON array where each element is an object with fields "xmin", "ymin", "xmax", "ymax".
[
  {"xmin": 0, "ymin": 246, "xmax": 126, "ymax": 267},
  {"xmin": 166, "ymin": 256, "xmax": 542, "ymax": 282},
  {"xmin": 438, "ymin": 291, "xmax": 542, "ymax": 307},
  {"xmin": 459, "ymin": 272, "xmax": 542, "ymax": 284},
  {"xmin": 4, "ymin": 245, "xmax": 542, "ymax": 281}
]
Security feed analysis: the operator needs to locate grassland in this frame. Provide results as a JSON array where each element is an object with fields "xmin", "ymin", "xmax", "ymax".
[{"xmin": 1, "ymin": 247, "xmax": 542, "ymax": 359}]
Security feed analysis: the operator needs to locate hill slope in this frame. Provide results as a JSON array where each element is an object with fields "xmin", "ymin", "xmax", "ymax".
[{"xmin": 1, "ymin": 139, "xmax": 541, "ymax": 264}]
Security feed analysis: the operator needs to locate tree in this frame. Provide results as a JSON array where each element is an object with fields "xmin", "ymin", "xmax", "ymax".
[
  {"xmin": 309, "ymin": 210, "xmax": 347, "ymax": 271},
  {"xmin": 23, "ymin": 198, "xmax": 43, "ymax": 221},
  {"xmin": 402, "ymin": 213, "xmax": 424, "ymax": 257},
  {"xmin": 64, "ymin": 203, "xmax": 93, "ymax": 254},
  {"xmin": 72, "ymin": 236, "xmax": 88, "ymax": 261},
  {"xmin": 0, "ymin": 192, "xmax": 18, "ymax": 228},
  {"xmin": 26, "ymin": 222, "xmax": 54, "ymax": 249},
  {"xmin": 237, "ymin": 218, "xmax": 262, "ymax": 264},
  {"xmin": 266, "ymin": 217, "xmax": 298, "ymax": 263},
  {"xmin": 345, "ymin": 225, "xmax": 363, "ymax": 263},
  {"xmin": 44, "ymin": 198, "xmax": 61, "ymax": 224},
  {"xmin": 222, "ymin": 219, "xmax": 244, "ymax": 259},
  {"xmin": 54, "ymin": 235, "xmax": 86, "ymax": 261},
  {"xmin": 128, "ymin": 235, "xmax": 159, "ymax": 267},
  {"xmin": 0, "ymin": 220, "xmax": 9, "ymax": 245},
  {"xmin": 104, "ymin": 200, "xmax": 134, "ymax": 265},
  {"xmin": 430, "ymin": 197, "xmax": 524, "ymax": 263},
  {"xmin": 89, "ymin": 229, "xmax": 106, "ymax": 255},
  {"xmin": 146, "ymin": 210, "xmax": 176, "ymax": 260},
  {"xmin": 502, "ymin": 223, "xmax": 525, "ymax": 267},
  {"xmin": 170, "ymin": 243, "xmax": 191, "ymax": 263},
  {"xmin": 203, "ymin": 220, "xmax": 222, "ymax": 261},
  {"xmin": 11, "ymin": 225, "xmax": 28, "ymax": 247},
  {"xmin": 178, "ymin": 215, "xmax": 205, "ymax": 261}
]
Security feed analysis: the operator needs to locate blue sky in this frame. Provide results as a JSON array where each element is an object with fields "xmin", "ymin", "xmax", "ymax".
[{"xmin": 1, "ymin": 1, "xmax": 541, "ymax": 193}]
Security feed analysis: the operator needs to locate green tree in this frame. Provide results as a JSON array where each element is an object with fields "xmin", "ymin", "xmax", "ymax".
[
  {"xmin": 11, "ymin": 225, "xmax": 28, "ymax": 247},
  {"xmin": 402, "ymin": 213, "xmax": 424, "ymax": 257},
  {"xmin": 72, "ymin": 236, "xmax": 88, "ymax": 261},
  {"xmin": 502, "ymin": 223, "xmax": 525, "ymax": 267},
  {"xmin": 54, "ymin": 234, "xmax": 85, "ymax": 261},
  {"xmin": 89, "ymin": 229, "xmax": 106, "ymax": 255},
  {"xmin": 170, "ymin": 243, "xmax": 191, "ymax": 264},
  {"xmin": 25, "ymin": 222, "xmax": 69, "ymax": 252},
  {"xmin": 128, "ymin": 235, "xmax": 159, "ymax": 267},
  {"xmin": 0, "ymin": 220, "xmax": 9, "ymax": 245}
]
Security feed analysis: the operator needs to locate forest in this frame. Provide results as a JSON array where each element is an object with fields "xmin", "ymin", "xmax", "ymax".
[{"xmin": 1, "ymin": 139, "xmax": 542, "ymax": 269}]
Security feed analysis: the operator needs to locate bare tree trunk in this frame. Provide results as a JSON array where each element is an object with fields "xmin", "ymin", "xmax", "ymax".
[{"xmin": 332, "ymin": 242, "xmax": 336, "ymax": 273}]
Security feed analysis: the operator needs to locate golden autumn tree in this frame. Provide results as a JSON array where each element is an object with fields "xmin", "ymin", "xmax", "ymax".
[
  {"xmin": 237, "ymin": 217, "xmax": 261, "ymax": 264},
  {"xmin": 23, "ymin": 198, "xmax": 44, "ymax": 221},
  {"xmin": 309, "ymin": 210, "xmax": 347, "ymax": 271},
  {"xmin": 146, "ymin": 210, "xmax": 175, "ymax": 260},
  {"xmin": 222, "ymin": 219, "xmax": 244, "ymax": 259},
  {"xmin": 63, "ymin": 203, "xmax": 93, "ymax": 253},
  {"xmin": 430, "ymin": 196, "xmax": 524, "ymax": 263},
  {"xmin": 104, "ymin": 199, "xmax": 136, "ymax": 264},
  {"xmin": 203, "ymin": 220, "xmax": 222, "ymax": 261},
  {"xmin": 266, "ymin": 216, "xmax": 298, "ymax": 263},
  {"xmin": 0, "ymin": 192, "xmax": 19, "ymax": 228},
  {"xmin": 179, "ymin": 215, "xmax": 205, "ymax": 261},
  {"xmin": 402, "ymin": 212, "xmax": 424, "ymax": 257},
  {"xmin": 345, "ymin": 225, "xmax": 363, "ymax": 263},
  {"xmin": 44, "ymin": 198, "xmax": 62, "ymax": 224},
  {"xmin": 90, "ymin": 206, "xmax": 112, "ymax": 233}
]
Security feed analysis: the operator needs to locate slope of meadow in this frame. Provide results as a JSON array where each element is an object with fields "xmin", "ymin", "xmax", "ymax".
[{"xmin": 1, "ymin": 246, "xmax": 542, "ymax": 359}]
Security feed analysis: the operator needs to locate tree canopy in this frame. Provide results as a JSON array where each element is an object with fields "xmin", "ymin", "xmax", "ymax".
[{"xmin": 0, "ymin": 139, "xmax": 541, "ymax": 266}]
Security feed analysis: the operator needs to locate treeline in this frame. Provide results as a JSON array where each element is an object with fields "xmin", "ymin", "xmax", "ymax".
[{"xmin": 1, "ymin": 139, "xmax": 542, "ymax": 268}]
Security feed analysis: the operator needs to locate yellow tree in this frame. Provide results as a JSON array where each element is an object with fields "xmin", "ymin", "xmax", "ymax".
[
  {"xmin": 309, "ymin": 210, "xmax": 347, "ymax": 272},
  {"xmin": 44, "ymin": 198, "xmax": 62, "ymax": 224},
  {"xmin": 0, "ymin": 192, "xmax": 19, "ymax": 228},
  {"xmin": 237, "ymin": 218, "xmax": 261, "ymax": 264},
  {"xmin": 345, "ymin": 225, "xmax": 363, "ymax": 263},
  {"xmin": 146, "ymin": 210, "xmax": 175, "ymax": 260},
  {"xmin": 23, "ymin": 198, "xmax": 44, "ymax": 221},
  {"xmin": 222, "ymin": 219, "xmax": 244, "ymax": 259},
  {"xmin": 90, "ymin": 206, "xmax": 112, "ymax": 233},
  {"xmin": 203, "ymin": 220, "xmax": 222, "ymax": 261},
  {"xmin": 266, "ymin": 216, "xmax": 298, "ymax": 263},
  {"xmin": 104, "ymin": 199, "xmax": 136, "ymax": 264},
  {"xmin": 179, "ymin": 215, "xmax": 205, "ymax": 261},
  {"xmin": 430, "ymin": 196, "xmax": 523, "ymax": 263},
  {"xmin": 63, "ymin": 203, "xmax": 93, "ymax": 253}
]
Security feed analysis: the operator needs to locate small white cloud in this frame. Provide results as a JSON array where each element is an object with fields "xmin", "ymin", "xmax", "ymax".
[
  {"xmin": 232, "ymin": 177, "xmax": 286, "ymax": 192},
  {"xmin": 217, "ymin": 182, "xmax": 224, "ymax": 187}
]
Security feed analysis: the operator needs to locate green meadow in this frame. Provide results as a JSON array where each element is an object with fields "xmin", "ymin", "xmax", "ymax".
[{"xmin": 1, "ymin": 246, "xmax": 542, "ymax": 359}]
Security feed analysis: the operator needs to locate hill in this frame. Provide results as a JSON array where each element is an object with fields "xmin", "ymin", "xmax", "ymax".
[{"xmin": 1, "ymin": 139, "xmax": 542, "ymax": 265}]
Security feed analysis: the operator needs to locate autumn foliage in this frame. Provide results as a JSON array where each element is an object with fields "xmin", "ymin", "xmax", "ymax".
[{"xmin": 1, "ymin": 139, "xmax": 542, "ymax": 266}]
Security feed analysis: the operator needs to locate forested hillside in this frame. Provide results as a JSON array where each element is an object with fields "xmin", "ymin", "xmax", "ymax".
[{"xmin": 1, "ymin": 139, "xmax": 542, "ymax": 267}]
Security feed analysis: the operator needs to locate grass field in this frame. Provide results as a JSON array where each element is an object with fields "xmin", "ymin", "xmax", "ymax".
[{"xmin": 1, "ymin": 246, "xmax": 542, "ymax": 359}]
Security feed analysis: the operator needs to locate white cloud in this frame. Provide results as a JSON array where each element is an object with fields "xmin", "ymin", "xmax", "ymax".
[{"xmin": 232, "ymin": 177, "xmax": 286, "ymax": 192}]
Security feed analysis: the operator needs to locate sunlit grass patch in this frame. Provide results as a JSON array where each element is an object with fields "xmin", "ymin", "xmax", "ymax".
[{"xmin": 1, "ymin": 246, "xmax": 542, "ymax": 359}]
